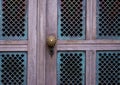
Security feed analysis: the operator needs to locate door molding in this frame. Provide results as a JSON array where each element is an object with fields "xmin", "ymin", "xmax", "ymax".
[
  {"xmin": 37, "ymin": 0, "xmax": 46, "ymax": 85},
  {"xmin": 28, "ymin": 0, "xmax": 37, "ymax": 85}
]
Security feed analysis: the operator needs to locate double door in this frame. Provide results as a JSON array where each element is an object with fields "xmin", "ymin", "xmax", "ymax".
[{"xmin": 0, "ymin": 0, "xmax": 119, "ymax": 85}]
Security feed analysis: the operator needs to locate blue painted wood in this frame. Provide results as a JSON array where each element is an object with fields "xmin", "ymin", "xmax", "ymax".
[
  {"xmin": 0, "ymin": 52, "xmax": 27, "ymax": 85},
  {"xmin": 57, "ymin": 51, "xmax": 85, "ymax": 85},
  {"xmin": 0, "ymin": 0, "xmax": 28, "ymax": 40},
  {"xmin": 96, "ymin": 51, "xmax": 120, "ymax": 85},
  {"xmin": 96, "ymin": 0, "xmax": 120, "ymax": 39},
  {"xmin": 58, "ymin": 0, "xmax": 86, "ymax": 40}
]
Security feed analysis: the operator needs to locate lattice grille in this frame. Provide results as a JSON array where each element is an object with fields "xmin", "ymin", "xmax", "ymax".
[
  {"xmin": 0, "ymin": 0, "xmax": 28, "ymax": 40},
  {"xmin": 0, "ymin": 52, "xmax": 27, "ymax": 85},
  {"xmin": 96, "ymin": 51, "xmax": 120, "ymax": 85},
  {"xmin": 57, "ymin": 51, "xmax": 85, "ymax": 85},
  {"xmin": 58, "ymin": 0, "xmax": 86, "ymax": 40},
  {"xmin": 96, "ymin": 0, "xmax": 120, "ymax": 39}
]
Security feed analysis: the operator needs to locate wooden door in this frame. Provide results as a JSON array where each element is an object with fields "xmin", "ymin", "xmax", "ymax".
[
  {"xmin": 0, "ymin": 0, "xmax": 38, "ymax": 85},
  {"xmin": 44, "ymin": 0, "xmax": 120, "ymax": 85}
]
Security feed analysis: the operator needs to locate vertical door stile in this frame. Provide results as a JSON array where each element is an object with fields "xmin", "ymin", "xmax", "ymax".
[{"xmin": 28, "ymin": 0, "xmax": 37, "ymax": 85}]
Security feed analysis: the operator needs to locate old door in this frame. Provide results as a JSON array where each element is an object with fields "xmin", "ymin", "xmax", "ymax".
[
  {"xmin": 0, "ymin": 0, "xmax": 38, "ymax": 85},
  {"xmin": 45, "ymin": 0, "xmax": 120, "ymax": 85}
]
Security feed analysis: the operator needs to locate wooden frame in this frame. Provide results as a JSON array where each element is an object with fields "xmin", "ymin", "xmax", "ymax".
[
  {"xmin": 92, "ymin": 0, "xmax": 97, "ymax": 40},
  {"xmin": 0, "ymin": 0, "xmax": 38, "ymax": 85},
  {"xmin": 37, "ymin": 0, "xmax": 46, "ymax": 85},
  {"xmin": 45, "ymin": 0, "xmax": 120, "ymax": 85},
  {"xmin": 45, "ymin": 0, "xmax": 95, "ymax": 85},
  {"xmin": 28, "ymin": 0, "xmax": 37, "ymax": 85},
  {"xmin": 0, "ymin": 0, "xmax": 119, "ymax": 84},
  {"xmin": 0, "ymin": 0, "xmax": 47, "ymax": 84},
  {"xmin": 45, "ymin": 0, "xmax": 57, "ymax": 84},
  {"xmin": 86, "ymin": 0, "xmax": 93, "ymax": 40}
]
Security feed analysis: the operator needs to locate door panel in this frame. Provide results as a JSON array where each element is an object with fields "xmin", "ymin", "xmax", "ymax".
[
  {"xmin": 96, "ymin": 0, "xmax": 120, "ymax": 39},
  {"xmin": 58, "ymin": 0, "xmax": 86, "ymax": 40},
  {"xmin": 46, "ymin": 0, "xmax": 120, "ymax": 85},
  {"xmin": 0, "ymin": 0, "xmax": 37, "ymax": 85},
  {"xmin": 57, "ymin": 51, "xmax": 85, "ymax": 85},
  {"xmin": 96, "ymin": 51, "xmax": 120, "ymax": 85},
  {"xmin": 0, "ymin": 0, "xmax": 28, "ymax": 40},
  {"xmin": 0, "ymin": 52, "xmax": 27, "ymax": 85}
]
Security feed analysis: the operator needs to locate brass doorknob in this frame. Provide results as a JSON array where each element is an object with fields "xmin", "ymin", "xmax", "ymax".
[
  {"xmin": 47, "ymin": 35, "xmax": 57, "ymax": 56},
  {"xmin": 47, "ymin": 35, "xmax": 57, "ymax": 47}
]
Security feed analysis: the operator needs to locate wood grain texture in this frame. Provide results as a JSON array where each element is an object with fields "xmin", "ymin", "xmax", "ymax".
[
  {"xmin": 58, "ymin": 40, "xmax": 120, "ymax": 45},
  {"xmin": 37, "ymin": 0, "xmax": 46, "ymax": 85},
  {"xmin": 46, "ymin": 0, "xmax": 57, "ymax": 84},
  {"xmin": 86, "ymin": 0, "xmax": 93, "ymax": 40},
  {"xmin": 92, "ymin": 0, "xmax": 97, "ymax": 40},
  {"xmin": 28, "ymin": 0, "xmax": 37, "ymax": 85},
  {"xmin": 57, "ymin": 44, "xmax": 120, "ymax": 50},
  {"xmin": 0, "ymin": 45, "xmax": 27, "ymax": 51},
  {"xmin": 86, "ymin": 51, "xmax": 91, "ymax": 85},
  {"xmin": 0, "ymin": 0, "xmax": 37, "ymax": 85},
  {"xmin": 45, "ymin": 0, "xmax": 120, "ymax": 85},
  {"xmin": 0, "ymin": 40, "xmax": 27, "ymax": 45},
  {"xmin": 90, "ymin": 50, "xmax": 96, "ymax": 85}
]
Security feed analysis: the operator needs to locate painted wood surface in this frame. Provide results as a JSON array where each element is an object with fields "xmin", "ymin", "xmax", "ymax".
[
  {"xmin": 2, "ymin": 0, "xmax": 119, "ymax": 84},
  {"xmin": 0, "ymin": 0, "xmax": 38, "ymax": 85},
  {"xmin": 45, "ymin": 0, "xmax": 120, "ymax": 85}
]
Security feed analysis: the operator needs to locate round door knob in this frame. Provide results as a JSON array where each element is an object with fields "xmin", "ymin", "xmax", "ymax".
[{"xmin": 47, "ymin": 35, "xmax": 57, "ymax": 47}]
